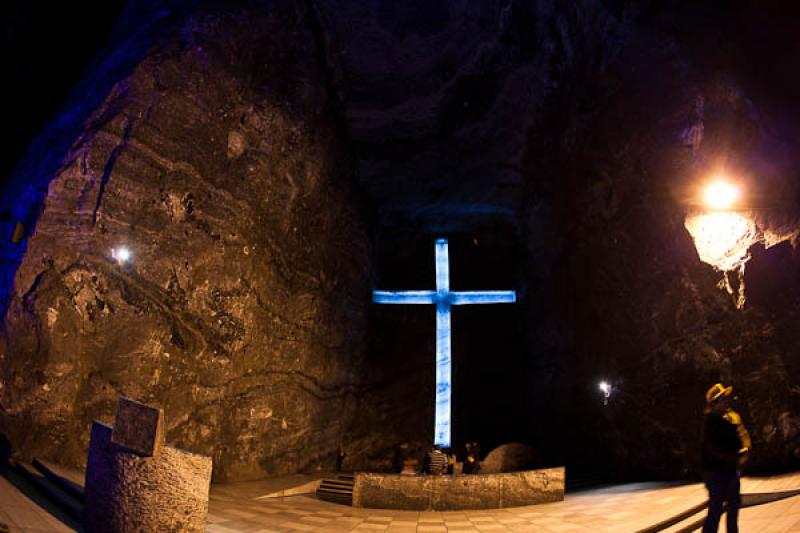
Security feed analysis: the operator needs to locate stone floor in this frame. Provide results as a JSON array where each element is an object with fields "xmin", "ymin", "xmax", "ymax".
[
  {"xmin": 207, "ymin": 473, "xmax": 800, "ymax": 532},
  {"xmin": 1, "ymin": 467, "xmax": 799, "ymax": 532},
  {"xmin": 0, "ymin": 465, "xmax": 81, "ymax": 533}
]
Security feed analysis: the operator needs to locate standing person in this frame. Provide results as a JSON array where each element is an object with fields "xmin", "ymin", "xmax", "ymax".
[
  {"xmin": 701, "ymin": 383, "xmax": 751, "ymax": 533},
  {"xmin": 463, "ymin": 442, "xmax": 481, "ymax": 474},
  {"xmin": 393, "ymin": 442, "xmax": 408, "ymax": 473},
  {"xmin": 423, "ymin": 445, "xmax": 448, "ymax": 475}
]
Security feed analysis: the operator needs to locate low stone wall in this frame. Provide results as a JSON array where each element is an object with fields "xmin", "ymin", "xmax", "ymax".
[{"xmin": 352, "ymin": 467, "xmax": 565, "ymax": 510}]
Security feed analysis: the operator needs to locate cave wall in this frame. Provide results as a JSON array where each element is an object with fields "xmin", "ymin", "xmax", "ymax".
[
  {"xmin": 520, "ymin": 10, "xmax": 800, "ymax": 478},
  {"xmin": 315, "ymin": 1, "xmax": 800, "ymax": 477},
  {"xmin": 319, "ymin": 0, "xmax": 565, "ymax": 470},
  {"xmin": 0, "ymin": 1, "xmax": 370, "ymax": 481},
  {"xmin": 2, "ymin": 0, "xmax": 800, "ymax": 482}
]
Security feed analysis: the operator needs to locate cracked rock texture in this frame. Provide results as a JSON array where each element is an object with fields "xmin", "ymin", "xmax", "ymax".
[
  {"xmin": 352, "ymin": 468, "xmax": 564, "ymax": 510},
  {"xmin": 315, "ymin": 1, "xmax": 800, "ymax": 478},
  {"xmin": 0, "ymin": 1, "xmax": 369, "ymax": 481},
  {"xmin": 3, "ymin": 0, "xmax": 800, "ymax": 483},
  {"xmin": 518, "ymin": 9, "xmax": 800, "ymax": 479}
]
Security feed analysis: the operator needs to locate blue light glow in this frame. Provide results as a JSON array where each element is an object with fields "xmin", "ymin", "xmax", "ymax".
[
  {"xmin": 372, "ymin": 238, "xmax": 517, "ymax": 448},
  {"xmin": 451, "ymin": 291, "xmax": 516, "ymax": 305},
  {"xmin": 373, "ymin": 291, "xmax": 437, "ymax": 304}
]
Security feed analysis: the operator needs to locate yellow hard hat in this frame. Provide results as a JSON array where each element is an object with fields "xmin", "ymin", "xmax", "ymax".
[{"xmin": 705, "ymin": 383, "xmax": 733, "ymax": 404}]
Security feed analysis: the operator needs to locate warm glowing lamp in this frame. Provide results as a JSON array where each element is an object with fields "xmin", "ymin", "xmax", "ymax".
[
  {"xmin": 702, "ymin": 179, "xmax": 740, "ymax": 210},
  {"xmin": 686, "ymin": 176, "xmax": 754, "ymax": 308}
]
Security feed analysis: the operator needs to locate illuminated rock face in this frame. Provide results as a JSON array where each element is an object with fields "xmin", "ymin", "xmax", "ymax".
[
  {"xmin": 3, "ymin": 0, "xmax": 800, "ymax": 483},
  {"xmin": 684, "ymin": 212, "xmax": 758, "ymax": 273},
  {"xmin": 0, "ymin": 2, "xmax": 369, "ymax": 481}
]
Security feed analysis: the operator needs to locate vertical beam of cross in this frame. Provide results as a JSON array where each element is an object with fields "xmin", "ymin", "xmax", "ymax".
[
  {"xmin": 373, "ymin": 238, "xmax": 516, "ymax": 448},
  {"xmin": 435, "ymin": 239, "xmax": 451, "ymax": 447}
]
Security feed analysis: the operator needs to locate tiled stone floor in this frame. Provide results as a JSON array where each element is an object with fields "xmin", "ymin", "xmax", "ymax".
[
  {"xmin": 0, "ymin": 466, "xmax": 80, "ymax": 532},
  {"xmin": 1, "ymin": 466, "xmax": 799, "ymax": 532},
  {"xmin": 207, "ymin": 472, "xmax": 800, "ymax": 532}
]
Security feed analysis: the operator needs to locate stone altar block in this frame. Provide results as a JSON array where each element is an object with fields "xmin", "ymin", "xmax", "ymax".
[
  {"xmin": 110, "ymin": 396, "xmax": 164, "ymax": 456},
  {"xmin": 84, "ymin": 402, "xmax": 212, "ymax": 532},
  {"xmin": 352, "ymin": 467, "xmax": 565, "ymax": 511}
]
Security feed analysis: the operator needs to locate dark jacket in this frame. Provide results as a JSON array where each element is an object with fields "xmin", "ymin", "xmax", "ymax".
[{"xmin": 701, "ymin": 409, "xmax": 751, "ymax": 472}]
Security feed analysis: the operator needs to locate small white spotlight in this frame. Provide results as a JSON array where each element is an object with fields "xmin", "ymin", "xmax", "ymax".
[
  {"xmin": 702, "ymin": 179, "xmax": 740, "ymax": 210},
  {"xmin": 112, "ymin": 246, "xmax": 132, "ymax": 264},
  {"xmin": 599, "ymin": 381, "xmax": 612, "ymax": 405}
]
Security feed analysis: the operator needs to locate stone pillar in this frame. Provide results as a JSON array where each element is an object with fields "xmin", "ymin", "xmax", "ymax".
[{"xmin": 84, "ymin": 398, "xmax": 212, "ymax": 533}]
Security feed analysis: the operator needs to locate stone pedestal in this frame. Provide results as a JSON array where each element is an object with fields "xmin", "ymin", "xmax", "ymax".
[
  {"xmin": 352, "ymin": 467, "xmax": 565, "ymax": 510},
  {"xmin": 84, "ymin": 420, "xmax": 212, "ymax": 532}
]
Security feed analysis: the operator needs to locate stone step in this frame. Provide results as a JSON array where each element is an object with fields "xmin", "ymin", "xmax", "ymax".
[
  {"xmin": 316, "ymin": 491, "xmax": 353, "ymax": 505},
  {"xmin": 318, "ymin": 485, "xmax": 353, "ymax": 494},
  {"xmin": 317, "ymin": 490, "xmax": 353, "ymax": 498},
  {"xmin": 321, "ymin": 479, "xmax": 354, "ymax": 488},
  {"xmin": 316, "ymin": 475, "xmax": 354, "ymax": 506}
]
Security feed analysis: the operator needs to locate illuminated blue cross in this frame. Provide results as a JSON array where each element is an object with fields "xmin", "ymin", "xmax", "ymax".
[{"xmin": 373, "ymin": 238, "xmax": 516, "ymax": 448}]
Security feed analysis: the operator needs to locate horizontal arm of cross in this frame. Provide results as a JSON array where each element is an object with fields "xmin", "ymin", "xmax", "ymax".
[
  {"xmin": 450, "ymin": 291, "xmax": 516, "ymax": 305},
  {"xmin": 373, "ymin": 291, "xmax": 438, "ymax": 304}
]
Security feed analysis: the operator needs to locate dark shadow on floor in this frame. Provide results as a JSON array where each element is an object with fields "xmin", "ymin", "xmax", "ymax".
[
  {"xmin": 742, "ymin": 489, "xmax": 800, "ymax": 506},
  {"xmin": 637, "ymin": 487, "xmax": 800, "ymax": 533},
  {"xmin": 0, "ymin": 464, "xmax": 83, "ymax": 532},
  {"xmin": 583, "ymin": 480, "xmax": 694, "ymax": 495}
]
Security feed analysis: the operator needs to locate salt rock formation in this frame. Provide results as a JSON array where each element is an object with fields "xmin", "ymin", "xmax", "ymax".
[
  {"xmin": 319, "ymin": 1, "xmax": 800, "ymax": 478},
  {"xmin": 0, "ymin": 1, "xmax": 369, "ymax": 481},
  {"xmin": 520, "ymin": 29, "xmax": 800, "ymax": 478},
  {"xmin": 2, "ymin": 0, "xmax": 800, "ymax": 483}
]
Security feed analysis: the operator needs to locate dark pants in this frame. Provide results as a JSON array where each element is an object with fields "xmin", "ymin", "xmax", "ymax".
[{"xmin": 703, "ymin": 470, "xmax": 741, "ymax": 533}]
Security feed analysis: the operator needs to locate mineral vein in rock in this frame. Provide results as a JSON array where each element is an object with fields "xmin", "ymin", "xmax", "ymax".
[{"xmin": 373, "ymin": 238, "xmax": 516, "ymax": 448}]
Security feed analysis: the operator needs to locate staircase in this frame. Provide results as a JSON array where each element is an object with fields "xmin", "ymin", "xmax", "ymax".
[{"xmin": 315, "ymin": 474, "xmax": 354, "ymax": 505}]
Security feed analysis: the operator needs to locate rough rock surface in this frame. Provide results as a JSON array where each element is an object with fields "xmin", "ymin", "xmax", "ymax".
[
  {"xmin": 320, "ymin": 2, "xmax": 800, "ymax": 479},
  {"xmin": 352, "ymin": 468, "xmax": 564, "ymax": 510},
  {"xmin": 481, "ymin": 443, "xmax": 537, "ymax": 474},
  {"xmin": 84, "ymin": 422, "xmax": 211, "ymax": 533},
  {"xmin": 0, "ymin": 1, "xmax": 369, "ymax": 481},
  {"xmin": 3, "ymin": 1, "xmax": 800, "ymax": 483},
  {"xmin": 520, "ymin": 21, "xmax": 800, "ymax": 480}
]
